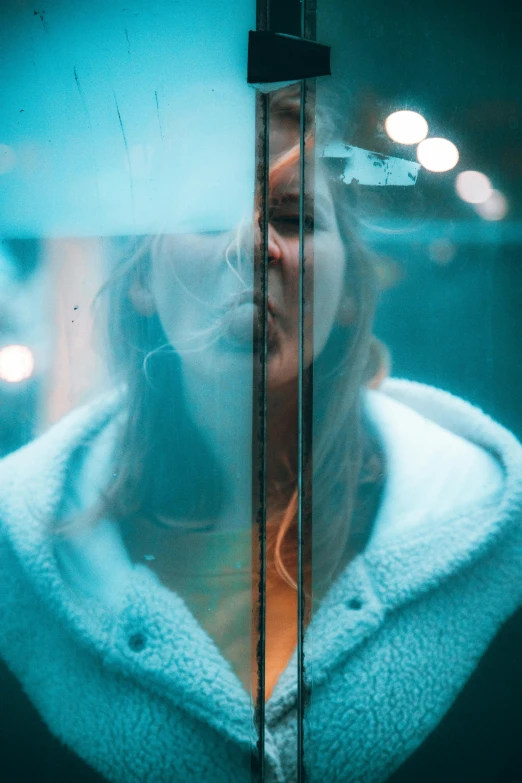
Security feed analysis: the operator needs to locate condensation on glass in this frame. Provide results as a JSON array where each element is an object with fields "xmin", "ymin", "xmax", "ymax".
[{"xmin": 0, "ymin": 1, "xmax": 265, "ymax": 781}]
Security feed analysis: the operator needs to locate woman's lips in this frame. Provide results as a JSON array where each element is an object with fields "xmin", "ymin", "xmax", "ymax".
[
  {"xmin": 226, "ymin": 290, "xmax": 277, "ymax": 316},
  {"xmin": 221, "ymin": 291, "xmax": 278, "ymax": 349}
]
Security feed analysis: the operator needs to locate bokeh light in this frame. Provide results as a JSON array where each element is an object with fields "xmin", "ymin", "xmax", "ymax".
[
  {"xmin": 455, "ymin": 170, "xmax": 492, "ymax": 204},
  {"xmin": 0, "ymin": 344, "xmax": 35, "ymax": 383},
  {"xmin": 474, "ymin": 190, "xmax": 508, "ymax": 221},
  {"xmin": 428, "ymin": 238, "xmax": 457, "ymax": 266},
  {"xmin": 416, "ymin": 138, "xmax": 459, "ymax": 172},
  {"xmin": 384, "ymin": 110, "xmax": 429, "ymax": 145}
]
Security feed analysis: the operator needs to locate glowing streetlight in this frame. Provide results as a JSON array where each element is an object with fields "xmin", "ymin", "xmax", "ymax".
[
  {"xmin": 455, "ymin": 171, "xmax": 492, "ymax": 204},
  {"xmin": 417, "ymin": 138, "xmax": 459, "ymax": 172},
  {"xmin": 384, "ymin": 110, "xmax": 429, "ymax": 145},
  {"xmin": 0, "ymin": 344, "xmax": 35, "ymax": 383}
]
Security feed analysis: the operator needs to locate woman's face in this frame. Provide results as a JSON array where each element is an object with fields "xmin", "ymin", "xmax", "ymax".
[{"xmin": 147, "ymin": 125, "xmax": 346, "ymax": 392}]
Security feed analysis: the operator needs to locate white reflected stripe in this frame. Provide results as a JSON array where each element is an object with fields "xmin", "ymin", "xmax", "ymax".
[{"xmin": 322, "ymin": 142, "xmax": 420, "ymax": 186}]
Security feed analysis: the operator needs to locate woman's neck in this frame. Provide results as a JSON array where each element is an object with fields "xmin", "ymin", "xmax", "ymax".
[
  {"xmin": 266, "ymin": 380, "xmax": 298, "ymax": 495},
  {"xmin": 178, "ymin": 363, "xmax": 299, "ymax": 530}
]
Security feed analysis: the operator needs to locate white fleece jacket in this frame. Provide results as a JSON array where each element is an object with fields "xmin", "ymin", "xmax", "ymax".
[{"xmin": 0, "ymin": 378, "xmax": 521, "ymax": 783}]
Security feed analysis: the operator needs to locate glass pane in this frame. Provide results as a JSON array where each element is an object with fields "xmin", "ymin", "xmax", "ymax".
[
  {"xmin": 0, "ymin": 2, "xmax": 266, "ymax": 781},
  {"xmin": 262, "ymin": 83, "xmax": 305, "ymax": 699},
  {"xmin": 262, "ymin": 81, "xmax": 314, "ymax": 781},
  {"xmin": 305, "ymin": 1, "xmax": 522, "ymax": 782},
  {"xmin": 247, "ymin": 80, "xmax": 310, "ymax": 780}
]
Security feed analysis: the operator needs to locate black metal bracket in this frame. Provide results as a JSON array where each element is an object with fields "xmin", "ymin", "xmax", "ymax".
[{"xmin": 247, "ymin": 30, "xmax": 331, "ymax": 84}]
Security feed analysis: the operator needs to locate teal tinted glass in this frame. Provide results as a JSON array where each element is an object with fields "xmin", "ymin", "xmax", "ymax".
[
  {"xmin": 0, "ymin": 2, "xmax": 267, "ymax": 781},
  {"xmin": 303, "ymin": 1, "xmax": 522, "ymax": 781},
  {"xmin": 1, "ymin": 1, "xmax": 521, "ymax": 781}
]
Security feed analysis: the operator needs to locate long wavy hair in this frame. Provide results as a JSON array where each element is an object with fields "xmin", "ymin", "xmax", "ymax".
[{"xmin": 96, "ymin": 86, "xmax": 385, "ymax": 598}]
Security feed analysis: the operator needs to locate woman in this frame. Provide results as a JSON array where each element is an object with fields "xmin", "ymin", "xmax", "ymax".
[{"xmin": 0, "ymin": 87, "xmax": 521, "ymax": 783}]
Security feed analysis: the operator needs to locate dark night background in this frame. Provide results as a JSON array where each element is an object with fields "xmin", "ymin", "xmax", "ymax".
[{"xmin": 317, "ymin": 0, "xmax": 522, "ymax": 437}]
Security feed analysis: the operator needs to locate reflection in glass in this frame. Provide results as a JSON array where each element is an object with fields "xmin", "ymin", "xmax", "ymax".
[
  {"xmin": 302, "ymin": 2, "xmax": 522, "ymax": 781},
  {"xmin": 1, "ymin": 1, "xmax": 522, "ymax": 781}
]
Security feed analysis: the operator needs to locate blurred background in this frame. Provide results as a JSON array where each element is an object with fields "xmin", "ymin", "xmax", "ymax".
[
  {"xmin": 0, "ymin": 0, "xmax": 521, "ymax": 456},
  {"xmin": 316, "ymin": 0, "xmax": 522, "ymax": 437}
]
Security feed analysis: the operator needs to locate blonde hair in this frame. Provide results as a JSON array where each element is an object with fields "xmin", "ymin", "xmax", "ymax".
[{"xmin": 96, "ymin": 86, "xmax": 386, "ymax": 597}]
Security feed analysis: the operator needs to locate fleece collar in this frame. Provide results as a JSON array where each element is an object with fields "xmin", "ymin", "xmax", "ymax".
[
  {"xmin": 362, "ymin": 379, "xmax": 522, "ymax": 609},
  {"xmin": 265, "ymin": 379, "xmax": 522, "ymax": 720},
  {"xmin": 0, "ymin": 392, "xmax": 260, "ymax": 752},
  {"xmin": 1, "ymin": 380, "xmax": 522, "ymax": 744}
]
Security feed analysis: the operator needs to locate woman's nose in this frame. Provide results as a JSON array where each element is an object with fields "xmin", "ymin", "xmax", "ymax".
[{"xmin": 252, "ymin": 219, "xmax": 283, "ymax": 264}]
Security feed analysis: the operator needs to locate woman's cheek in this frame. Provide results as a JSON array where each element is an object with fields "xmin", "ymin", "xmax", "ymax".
[
  {"xmin": 150, "ymin": 247, "xmax": 223, "ymax": 352},
  {"xmin": 150, "ymin": 261, "xmax": 180, "ymax": 341},
  {"xmin": 311, "ymin": 234, "xmax": 345, "ymax": 356}
]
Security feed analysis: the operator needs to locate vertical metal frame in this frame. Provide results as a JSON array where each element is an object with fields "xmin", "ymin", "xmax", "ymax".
[
  {"xmin": 251, "ymin": 85, "xmax": 269, "ymax": 781},
  {"xmin": 297, "ymin": 75, "xmax": 308, "ymax": 781},
  {"xmin": 297, "ymin": 75, "xmax": 313, "ymax": 783},
  {"xmin": 251, "ymin": 0, "xmax": 318, "ymax": 780},
  {"xmin": 251, "ymin": 2, "xmax": 270, "ymax": 780},
  {"xmin": 297, "ymin": 8, "xmax": 317, "ymax": 780}
]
